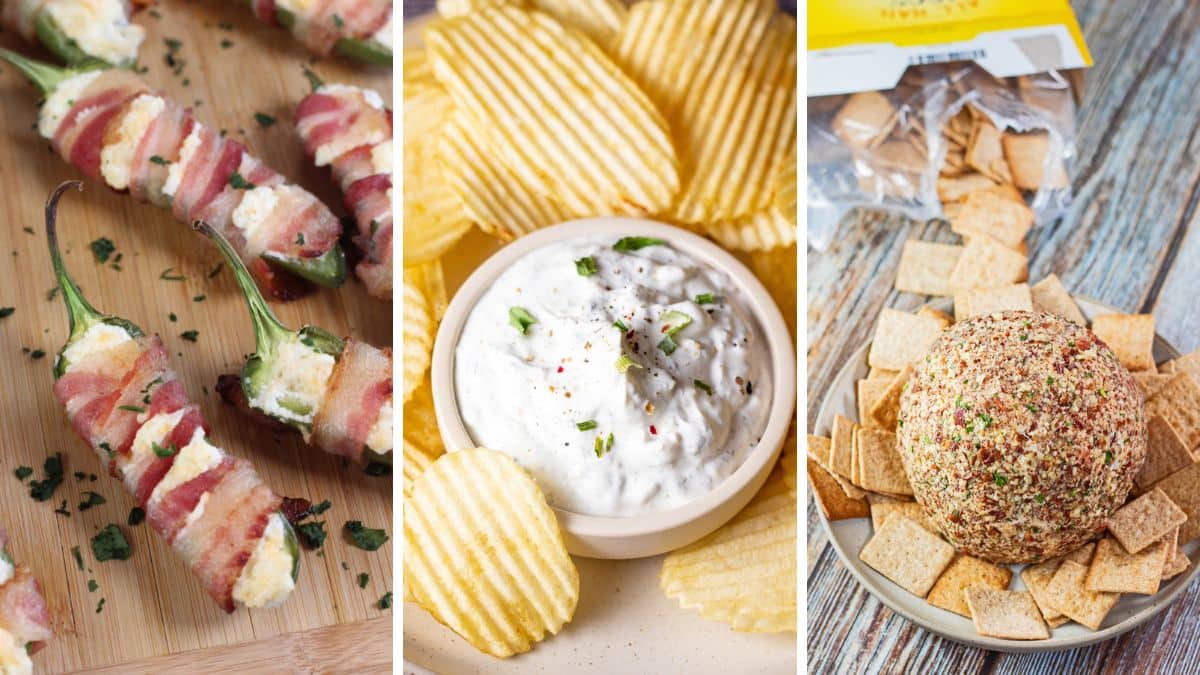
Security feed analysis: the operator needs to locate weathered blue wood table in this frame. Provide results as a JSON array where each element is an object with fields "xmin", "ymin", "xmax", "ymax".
[{"xmin": 807, "ymin": 1, "xmax": 1200, "ymax": 672}]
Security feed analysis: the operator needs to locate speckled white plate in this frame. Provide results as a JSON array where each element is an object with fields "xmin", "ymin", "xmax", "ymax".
[{"xmin": 814, "ymin": 296, "xmax": 1196, "ymax": 653}]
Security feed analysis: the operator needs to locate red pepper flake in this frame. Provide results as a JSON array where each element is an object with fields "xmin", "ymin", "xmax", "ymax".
[
  {"xmin": 557, "ymin": 366, "xmax": 564, "ymax": 373},
  {"xmin": 661, "ymin": 325, "xmax": 670, "ymax": 333},
  {"xmin": 649, "ymin": 425, "xmax": 657, "ymax": 435}
]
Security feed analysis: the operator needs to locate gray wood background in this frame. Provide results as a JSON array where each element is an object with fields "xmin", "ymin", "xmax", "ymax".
[{"xmin": 807, "ymin": 1, "xmax": 1200, "ymax": 673}]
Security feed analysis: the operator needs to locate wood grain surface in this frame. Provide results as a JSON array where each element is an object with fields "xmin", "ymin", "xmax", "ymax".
[
  {"xmin": 0, "ymin": 2, "xmax": 393, "ymax": 673},
  {"xmin": 807, "ymin": 1, "xmax": 1200, "ymax": 673}
]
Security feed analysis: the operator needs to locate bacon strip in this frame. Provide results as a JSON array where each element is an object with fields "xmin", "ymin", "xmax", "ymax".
[
  {"xmin": 258, "ymin": 0, "xmax": 391, "ymax": 56},
  {"xmin": 295, "ymin": 84, "xmax": 392, "ymax": 299},
  {"xmin": 311, "ymin": 339, "xmax": 392, "ymax": 462},
  {"xmin": 53, "ymin": 70, "xmax": 150, "ymax": 180},
  {"xmin": 43, "ymin": 70, "xmax": 343, "ymax": 299},
  {"xmin": 53, "ymin": 333, "xmax": 286, "ymax": 612},
  {"xmin": 0, "ymin": 529, "xmax": 53, "ymax": 652}
]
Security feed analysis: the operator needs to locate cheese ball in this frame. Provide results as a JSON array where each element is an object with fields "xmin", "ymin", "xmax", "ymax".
[{"xmin": 898, "ymin": 311, "xmax": 1146, "ymax": 564}]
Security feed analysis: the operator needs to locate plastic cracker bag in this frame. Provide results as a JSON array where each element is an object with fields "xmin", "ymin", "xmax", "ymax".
[{"xmin": 807, "ymin": 63, "xmax": 1078, "ymax": 251}]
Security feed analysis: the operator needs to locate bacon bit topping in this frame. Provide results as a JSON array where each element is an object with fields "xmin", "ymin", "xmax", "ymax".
[
  {"xmin": 557, "ymin": 366, "xmax": 564, "ymax": 373},
  {"xmin": 649, "ymin": 425, "xmax": 657, "ymax": 435}
]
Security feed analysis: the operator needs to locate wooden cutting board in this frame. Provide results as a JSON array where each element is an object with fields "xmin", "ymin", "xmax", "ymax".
[{"xmin": 0, "ymin": 2, "xmax": 393, "ymax": 672}]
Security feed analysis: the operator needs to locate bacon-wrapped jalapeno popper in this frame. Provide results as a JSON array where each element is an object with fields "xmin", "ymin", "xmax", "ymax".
[
  {"xmin": 0, "ymin": 50, "xmax": 347, "ymax": 299},
  {"xmin": 296, "ymin": 81, "xmax": 392, "ymax": 299},
  {"xmin": 198, "ymin": 223, "xmax": 393, "ymax": 468},
  {"xmin": 45, "ymin": 182, "xmax": 300, "ymax": 613},
  {"xmin": 247, "ymin": 0, "xmax": 392, "ymax": 65},
  {"xmin": 1, "ymin": 0, "xmax": 145, "ymax": 67},
  {"xmin": 0, "ymin": 528, "xmax": 52, "ymax": 675}
]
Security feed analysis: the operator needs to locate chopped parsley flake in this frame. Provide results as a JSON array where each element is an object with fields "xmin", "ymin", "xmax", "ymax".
[
  {"xmin": 118, "ymin": 405, "xmax": 145, "ymax": 413},
  {"xmin": 993, "ymin": 472, "xmax": 1008, "ymax": 487},
  {"xmin": 29, "ymin": 454, "xmax": 64, "ymax": 502},
  {"xmin": 91, "ymin": 524, "xmax": 132, "ymax": 562},
  {"xmin": 576, "ymin": 420, "xmax": 597, "ymax": 431},
  {"xmin": 180, "ymin": 330, "xmax": 199, "ymax": 342},
  {"xmin": 149, "ymin": 155, "xmax": 170, "ymax": 165},
  {"xmin": 509, "ymin": 307, "xmax": 536, "ymax": 335},
  {"xmin": 71, "ymin": 545, "xmax": 83, "ymax": 570},
  {"xmin": 358, "ymin": 573, "xmax": 369, "ymax": 589},
  {"xmin": 229, "ymin": 172, "xmax": 255, "ymax": 190},
  {"xmin": 159, "ymin": 268, "xmax": 186, "ymax": 281},
  {"xmin": 694, "ymin": 379, "xmax": 713, "ymax": 395},
  {"xmin": 14, "ymin": 466, "xmax": 32, "ymax": 481},
  {"xmin": 254, "ymin": 112, "xmax": 276, "ymax": 128},
  {"xmin": 613, "ymin": 236, "xmax": 665, "ymax": 252},
  {"xmin": 78, "ymin": 491, "xmax": 105, "ymax": 511},
  {"xmin": 378, "ymin": 592, "xmax": 392, "ymax": 610},
  {"xmin": 128, "ymin": 507, "xmax": 145, "ymax": 526},
  {"xmin": 89, "ymin": 238, "xmax": 116, "ymax": 263},
  {"xmin": 88, "ymin": 579, "xmax": 98, "ymax": 592},
  {"xmin": 575, "ymin": 256, "xmax": 598, "ymax": 276},
  {"xmin": 1104, "ymin": 450, "xmax": 1114, "ymax": 465},
  {"xmin": 302, "ymin": 66, "xmax": 324, "ymax": 91},
  {"xmin": 0, "ymin": 307, "xmax": 12, "ymax": 318},
  {"xmin": 95, "ymin": 598, "xmax": 105, "ymax": 613},
  {"xmin": 309, "ymin": 499, "xmax": 332, "ymax": 516},
  {"xmin": 1035, "ymin": 494, "xmax": 1046, "ymax": 504},
  {"xmin": 296, "ymin": 521, "xmax": 327, "ymax": 549},
  {"xmin": 152, "ymin": 442, "xmax": 177, "ymax": 458},
  {"xmin": 657, "ymin": 335, "xmax": 678, "ymax": 355},
  {"xmin": 345, "ymin": 521, "xmax": 388, "ymax": 551}
]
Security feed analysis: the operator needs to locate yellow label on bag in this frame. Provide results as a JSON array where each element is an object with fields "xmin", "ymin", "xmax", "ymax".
[{"xmin": 807, "ymin": 0, "xmax": 1091, "ymax": 97}]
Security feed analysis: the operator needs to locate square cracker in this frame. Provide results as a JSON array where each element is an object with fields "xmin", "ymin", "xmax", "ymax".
[
  {"xmin": 1162, "ymin": 551, "xmax": 1190, "ymax": 580},
  {"xmin": 1134, "ymin": 373, "xmax": 1174, "ymax": 399},
  {"xmin": 918, "ymin": 306, "xmax": 954, "ymax": 328},
  {"xmin": 806, "ymin": 435, "xmax": 831, "ymax": 466},
  {"xmin": 964, "ymin": 589, "xmax": 1049, "ymax": 640},
  {"xmin": 1030, "ymin": 274, "xmax": 1087, "ymax": 325},
  {"xmin": 927, "ymin": 554, "xmax": 1013, "ymax": 618},
  {"xmin": 830, "ymin": 415, "xmax": 857, "ymax": 479},
  {"xmin": 857, "ymin": 379, "xmax": 891, "ymax": 429},
  {"xmin": 1151, "ymin": 462, "xmax": 1200, "ymax": 544},
  {"xmin": 1064, "ymin": 542, "xmax": 1097, "ymax": 566},
  {"xmin": 1134, "ymin": 415, "xmax": 1194, "ymax": 491},
  {"xmin": 868, "ymin": 367, "xmax": 901, "ymax": 381},
  {"xmin": 949, "ymin": 235, "xmax": 1028, "ymax": 292},
  {"xmin": 808, "ymin": 458, "xmax": 870, "ymax": 521},
  {"xmin": 965, "ymin": 121, "xmax": 1014, "ymax": 184},
  {"xmin": 808, "ymin": 434, "xmax": 867, "ymax": 500},
  {"xmin": 833, "ymin": 91, "xmax": 896, "ymax": 148},
  {"xmin": 937, "ymin": 173, "xmax": 999, "ymax": 203},
  {"xmin": 870, "ymin": 500, "xmax": 936, "ymax": 533},
  {"xmin": 869, "ymin": 365, "xmax": 912, "ymax": 431},
  {"xmin": 1146, "ymin": 373, "xmax": 1200, "ymax": 452},
  {"xmin": 1092, "ymin": 313, "xmax": 1156, "ymax": 372},
  {"xmin": 1106, "ymin": 487, "xmax": 1188, "ymax": 554},
  {"xmin": 1021, "ymin": 559, "xmax": 1067, "ymax": 624},
  {"xmin": 1043, "ymin": 560, "xmax": 1119, "ymax": 631},
  {"xmin": 1084, "ymin": 537, "xmax": 1167, "ymax": 595},
  {"xmin": 1002, "ymin": 131, "xmax": 1069, "ymax": 190},
  {"xmin": 856, "ymin": 428, "xmax": 913, "ymax": 496},
  {"xmin": 1161, "ymin": 349, "xmax": 1200, "ymax": 384},
  {"xmin": 867, "ymin": 308, "xmax": 947, "ymax": 370},
  {"xmin": 895, "ymin": 241, "xmax": 964, "ymax": 296},
  {"xmin": 954, "ymin": 283, "xmax": 1033, "ymax": 321},
  {"xmin": 950, "ymin": 191, "xmax": 1034, "ymax": 250},
  {"xmin": 859, "ymin": 515, "xmax": 955, "ymax": 597}
]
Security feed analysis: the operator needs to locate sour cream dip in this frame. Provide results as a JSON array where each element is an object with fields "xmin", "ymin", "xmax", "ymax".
[{"xmin": 453, "ymin": 235, "xmax": 771, "ymax": 517}]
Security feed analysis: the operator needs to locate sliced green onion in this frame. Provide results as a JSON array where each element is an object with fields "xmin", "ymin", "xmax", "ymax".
[
  {"xmin": 605, "ymin": 432, "xmax": 614, "ymax": 452},
  {"xmin": 594, "ymin": 436, "xmax": 603, "ymax": 457},
  {"xmin": 615, "ymin": 354, "xmax": 643, "ymax": 373},
  {"xmin": 658, "ymin": 335, "xmax": 677, "ymax": 355},
  {"xmin": 613, "ymin": 236, "xmax": 665, "ymax": 252},
  {"xmin": 613, "ymin": 319, "xmax": 629, "ymax": 332},
  {"xmin": 509, "ymin": 307, "xmax": 536, "ymax": 335},
  {"xmin": 151, "ymin": 442, "xmax": 177, "ymax": 458},
  {"xmin": 576, "ymin": 420, "xmax": 597, "ymax": 431},
  {"xmin": 659, "ymin": 310, "xmax": 693, "ymax": 336},
  {"xmin": 575, "ymin": 256, "xmax": 598, "ymax": 277},
  {"xmin": 695, "ymin": 293, "xmax": 717, "ymax": 304},
  {"xmin": 694, "ymin": 379, "xmax": 713, "ymax": 395}
]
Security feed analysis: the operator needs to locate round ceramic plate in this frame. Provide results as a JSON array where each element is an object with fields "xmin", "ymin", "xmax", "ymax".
[{"xmin": 813, "ymin": 296, "xmax": 1195, "ymax": 653}]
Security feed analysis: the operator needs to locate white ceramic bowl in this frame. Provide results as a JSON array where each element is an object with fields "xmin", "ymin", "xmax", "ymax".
[
  {"xmin": 814, "ymin": 296, "xmax": 1196, "ymax": 653},
  {"xmin": 431, "ymin": 218, "xmax": 796, "ymax": 559}
]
